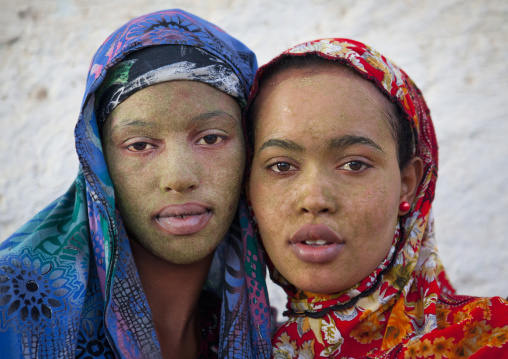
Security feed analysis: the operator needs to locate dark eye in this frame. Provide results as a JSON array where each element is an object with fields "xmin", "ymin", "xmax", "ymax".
[
  {"xmin": 340, "ymin": 161, "xmax": 368, "ymax": 171},
  {"xmin": 198, "ymin": 134, "xmax": 224, "ymax": 145},
  {"xmin": 277, "ymin": 163, "xmax": 291, "ymax": 172},
  {"xmin": 269, "ymin": 162, "xmax": 296, "ymax": 173},
  {"xmin": 127, "ymin": 142, "xmax": 154, "ymax": 152}
]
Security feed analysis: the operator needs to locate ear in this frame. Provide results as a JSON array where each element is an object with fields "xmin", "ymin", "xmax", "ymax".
[{"xmin": 399, "ymin": 156, "xmax": 424, "ymax": 216}]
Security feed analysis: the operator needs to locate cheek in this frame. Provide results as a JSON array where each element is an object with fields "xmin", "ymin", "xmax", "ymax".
[
  {"xmin": 366, "ymin": 184, "xmax": 397, "ymax": 221},
  {"xmin": 205, "ymin": 143, "xmax": 245, "ymax": 210},
  {"xmin": 342, "ymin": 181, "xmax": 399, "ymax": 239},
  {"xmin": 249, "ymin": 174, "xmax": 293, "ymax": 243},
  {"xmin": 249, "ymin": 171, "xmax": 272, "ymax": 216},
  {"xmin": 112, "ymin": 160, "xmax": 153, "ymax": 196},
  {"xmin": 105, "ymin": 151, "xmax": 156, "ymax": 218}
]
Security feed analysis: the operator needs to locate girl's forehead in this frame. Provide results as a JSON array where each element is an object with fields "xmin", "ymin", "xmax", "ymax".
[
  {"xmin": 272, "ymin": 65, "xmax": 378, "ymax": 96},
  {"xmin": 258, "ymin": 66, "xmax": 392, "ymax": 118},
  {"xmin": 251, "ymin": 65, "xmax": 399, "ymax": 156},
  {"xmin": 258, "ymin": 64, "xmax": 395, "ymax": 122}
]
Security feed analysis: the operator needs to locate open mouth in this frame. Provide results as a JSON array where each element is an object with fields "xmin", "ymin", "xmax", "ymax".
[
  {"xmin": 290, "ymin": 224, "xmax": 344, "ymax": 263},
  {"xmin": 169, "ymin": 212, "xmax": 208, "ymax": 219},
  {"xmin": 155, "ymin": 203, "xmax": 212, "ymax": 236},
  {"xmin": 303, "ymin": 239, "xmax": 329, "ymax": 246}
]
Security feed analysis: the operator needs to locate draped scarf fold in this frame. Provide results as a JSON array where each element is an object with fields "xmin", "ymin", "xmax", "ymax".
[
  {"xmin": 0, "ymin": 9, "xmax": 271, "ymax": 358},
  {"xmin": 247, "ymin": 38, "xmax": 508, "ymax": 359}
]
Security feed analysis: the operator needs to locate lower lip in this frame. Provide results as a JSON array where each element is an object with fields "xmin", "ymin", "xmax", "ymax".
[
  {"xmin": 155, "ymin": 211, "xmax": 212, "ymax": 236},
  {"xmin": 291, "ymin": 242, "xmax": 343, "ymax": 263}
]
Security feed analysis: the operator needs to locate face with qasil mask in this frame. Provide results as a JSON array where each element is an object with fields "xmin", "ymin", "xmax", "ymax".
[
  {"xmin": 249, "ymin": 66, "xmax": 405, "ymax": 294},
  {"xmin": 103, "ymin": 80, "xmax": 245, "ymax": 265}
]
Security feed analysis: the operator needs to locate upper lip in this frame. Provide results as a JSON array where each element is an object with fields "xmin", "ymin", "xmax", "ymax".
[
  {"xmin": 155, "ymin": 202, "xmax": 211, "ymax": 218},
  {"xmin": 290, "ymin": 224, "xmax": 343, "ymax": 244}
]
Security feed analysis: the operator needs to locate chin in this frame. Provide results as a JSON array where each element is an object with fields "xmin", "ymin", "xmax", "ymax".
[
  {"xmin": 296, "ymin": 283, "xmax": 346, "ymax": 295},
  {"xmin": 160, "ymin": 247, "xmax": 215, "ymax": 265},
  {"xmin": 288, "ymin": 271, "xmax": 350, "ymax": 295},
  {"xmin": 134, "ymin": 231, "xmax": 220, "ymax": 266},
  {"xmin": 166, "ymin": 241, "xmax": 220, "ymax": 265}
]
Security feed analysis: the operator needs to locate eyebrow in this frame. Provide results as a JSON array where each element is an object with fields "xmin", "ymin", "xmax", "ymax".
[
  {"xmin": 329, "ymin": 135, "xmax": 384, "ymax": 152},
  {"xmin": 111, "ymin": 110, "xmax": 238, "ymax": 132},
  {"xmin": 192, "ymin": 110, "xmax": 238, "ymax": 123},
  {"xmin": 111, "ymin": 119, "xmax": 157, "ymax": 132},
  {"xmin": 257, "ymin": 135, "xmax": 383, "ymax": 154},
  {"xmin": 258, "ymin": 139, "xmax": 305, "ymax": 153}
]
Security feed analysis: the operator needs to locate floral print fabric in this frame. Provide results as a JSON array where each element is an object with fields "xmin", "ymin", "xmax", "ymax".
[
  {"xmin": 248, "ymin": 38, "xmax": 508, "ymax": 358},
  {"xmin": 0, "ymin": 9, "xmax": 270, "ymax": 358}
]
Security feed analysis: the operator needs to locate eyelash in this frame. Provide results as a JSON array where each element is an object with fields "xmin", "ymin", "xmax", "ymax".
[
  {"xmin": 338, "ymin": 160, "xmax": 370, "ymax": 172},
  {"xmin": 196, "ymin": 134, "xmax": 227, "ymax": 146},
  {"xmin": 124, "ymin": 133, "xmax": 227, "ymax": 153},
  {"xmin": 126, "ymin": 142, "xmax": 156, "ymax": 152},
  {"xmin": 266, "ymin": 160, "xmax": 371, "ymax": 174},
  {"xmin": 267, "ymin": 161, "xmax": 298, "ymax": 173}
]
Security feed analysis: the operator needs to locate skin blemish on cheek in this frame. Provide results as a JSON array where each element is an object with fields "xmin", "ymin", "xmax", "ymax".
[{"xmin": 374, "ymin": 184, "xmax": 389, "ymax": 196}]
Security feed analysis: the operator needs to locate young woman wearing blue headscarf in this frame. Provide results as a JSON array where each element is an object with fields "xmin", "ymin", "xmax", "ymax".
[{"xmin": 0, "ymin": 9, "xmax": 270, "ymax": 358}]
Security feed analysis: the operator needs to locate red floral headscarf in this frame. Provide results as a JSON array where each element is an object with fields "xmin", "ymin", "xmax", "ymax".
[{"xmin": 247, "ymin": 38, "xmax": 508, "ymax": 359}]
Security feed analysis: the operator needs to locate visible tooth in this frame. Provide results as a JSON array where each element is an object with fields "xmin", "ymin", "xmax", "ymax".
[{"xmin": 304, "ymin": 239, "xmax": 327, "ymax": 245}]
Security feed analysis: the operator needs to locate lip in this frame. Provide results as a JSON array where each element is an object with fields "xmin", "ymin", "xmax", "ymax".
[
  {"xmin": 154, "ymin": 202, "xmax": 212, "ymax": 236},
  {"xmin": 290, "ymin": 224, "xmax": 344, "ymax": 263}
]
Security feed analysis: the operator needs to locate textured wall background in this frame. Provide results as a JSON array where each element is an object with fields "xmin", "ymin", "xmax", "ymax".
[{"xmin": 1, "ymin": 0, "xmax": 507, "ymax": 319}]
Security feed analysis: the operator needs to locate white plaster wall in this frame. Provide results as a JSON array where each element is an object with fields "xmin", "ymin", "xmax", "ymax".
[{"xmin": 1, "ymin": 0, "xmax": 507, "ymax": 320}]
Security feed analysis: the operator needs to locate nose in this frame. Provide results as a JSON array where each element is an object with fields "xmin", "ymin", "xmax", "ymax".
[
  {"xmin": 297, "ymin": 168, "xmax": 337, "ymax": 216},
  {"xmin": 159, "ymin": 145, "xmax": 200, "ymax": 193}
]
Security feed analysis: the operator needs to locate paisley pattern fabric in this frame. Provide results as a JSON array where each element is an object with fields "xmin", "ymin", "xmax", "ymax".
[
  {"xmin": 247, "ymin": 38, "xmax": 508, "ymax": 358},
  {"xmin": 0, "ymin": 9, "xmax": 270, "ymax": 358}
]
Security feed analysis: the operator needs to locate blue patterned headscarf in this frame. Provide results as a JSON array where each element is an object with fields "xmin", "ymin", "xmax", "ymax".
[{"xmin": 0, "ymin": 9, "xmax": 271, "ymax": 358}]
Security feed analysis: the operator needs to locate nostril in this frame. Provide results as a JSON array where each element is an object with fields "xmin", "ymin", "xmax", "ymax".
[
  {"xmin": 160, "ymin": 172, "xmax": 199, "ymax": 193},
  {"xmin": 300, "ymin": 204, "xmax": 331, "ymax": 214}
]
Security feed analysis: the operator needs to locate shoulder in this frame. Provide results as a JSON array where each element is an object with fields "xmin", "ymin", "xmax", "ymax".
[
  {"xmin": 437, "ymin": 293, "xmax": 508, "ymax": 323},
  {"xmin": 438, "ymin": 293, "xmax": 508, "ymax": 311},
  {"xmin": 432, "ymin": 293, "xmax": 508, "ymax": 357}
]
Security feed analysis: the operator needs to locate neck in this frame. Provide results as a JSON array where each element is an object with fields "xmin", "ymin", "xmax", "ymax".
[{"xmin": 129, "ymin": 238, "xmax": 213, "ymax": 359}]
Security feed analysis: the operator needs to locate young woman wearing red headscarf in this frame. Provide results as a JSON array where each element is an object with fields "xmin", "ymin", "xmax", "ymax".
[{"xmin": 246, "ymin": 38, "xmax": 508, "ymax": 358}]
